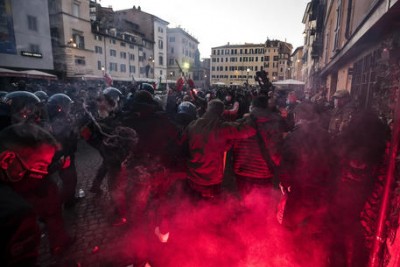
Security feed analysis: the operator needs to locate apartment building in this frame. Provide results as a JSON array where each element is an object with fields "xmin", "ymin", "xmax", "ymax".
[
  {"xmin": 211, "ymin": 40, "xmax": 292, "ymax": 86},
  {"xmin": 265, "ymin": 39, "xmax": 293, "ymax": 81},
  {"xmin": 90, "ymin": 3, "xmax": 144, "ymax": 81},
  {"xmin": 290, "ymin": 46, "xmax": 304, "ymax": 81},
  {"xmin": 113, "ymin": 6, "xmax": 168, "ymax": 82},
  {"xmin": 0, "ymin": 0, "xmax": 53, "ymax": 70},
  {"xmin": 319, "ymin": 0, "xmax": 400, "ymax": 109},
  {"xmin": 301, "ymin": 0, "xmax": 325, "ymax": 94},
  {"xmin": 167, "ymin": 27, "xmax": 200, "ymax": 80},
  {"xmin": 49, "ymin": 0, "xmax": 95, "ymax": 78}
]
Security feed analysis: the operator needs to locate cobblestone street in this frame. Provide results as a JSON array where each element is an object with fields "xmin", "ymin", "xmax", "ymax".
[{"xmin": 38, "ymin": 140, "xmax": 138, "ymax": 267}]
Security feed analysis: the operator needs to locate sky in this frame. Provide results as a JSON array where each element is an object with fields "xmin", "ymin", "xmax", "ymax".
[{"xmin": 99, "ymin": 0, "xmax": 310, "ymax": 58}]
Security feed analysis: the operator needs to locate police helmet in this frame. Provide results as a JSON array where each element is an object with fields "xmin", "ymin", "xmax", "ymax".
[
  {"xmin": 34, "ymin": 90, "xmax": 49, "ymax": 102},
  {"xmin": 103, "ymin": 87, "xmax": 122, "ymax": 101},
  {"xmin": 4, "ymin": 91, "xmax": 40, "ymax": 111},
  {"xmin": 47, "ymin": 93, "xmax": 73, "ymax": 115},
  {"xmin": 140, "ymin": 83, "xmax": 155, "ymax": 95},
  {"xmin": 3, "ymin": 91, "xmax": 41, "ymax": 122},
  {"xmin": 0, "ymin": 91, "xmax": 7, "ymax": 100},
  {"xmin": 177, "ymin": 101, "xmax": 197, "ymax": 119}
]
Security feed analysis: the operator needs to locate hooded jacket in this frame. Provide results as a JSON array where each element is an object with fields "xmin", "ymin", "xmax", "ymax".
[{"xmin": 186, "ymin": 111, "xmax": 256, "ymax": 186}]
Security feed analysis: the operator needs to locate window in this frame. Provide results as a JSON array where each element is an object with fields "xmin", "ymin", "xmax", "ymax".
[
  {"xmin": 95, "ymin": 46, "xmax": 102, "ymax": 54},
  {"xmin": 171, "ymin": 47, "xmax": 174, "ymax": 53},
  {"xmin": 158, "ymin": 26, "xmax": 163, "ymax": 33},
  {"xmin": 333, "ymin": 0, "xmax": 343, "ymax": 51},
  {"xmin": 95, "ymin": 35, "xmax": 102, "ymax": 41},
  {"xmin": 129, "ymin": 65, "xmax": 136, "ymax": 73},
  {"xmin": 72, "ymin": 30, "xmax": 85, "ymax": 49},
  {"xmin": 129, "ymin": 53, "xmax": 135, "ymax": 61},
  {"xmin": 129, "ymin": 44, "xmax": 135, "ymax": 49},
  {"xmin": 29, "ymin": 44, "xmax": 40, "ymax": 53},
  {"xmin": 159, "ymin": 56, "xmax": 163, "ymax": 65},
  {"xmin": 72, "ymin": 2, "xmax": 80, "ymax": 17},
  {"xmin": 120, "ymin": 52, "xmax": 127, "ymax": 59},
  {"xmin": 169, "ymin": 36, "xmax": 175, "ymax": 42},
  {"xmin": 97, "ymin": 60, "xmax": 102, "ymax": 70},
  {"xmin": 109, "ymin": 62, "xmax": 117, "ymax": 72},
  {"xmin": 120, "ymin": 64, "xmax": 126, "ymax": 72},
  {"xmin": 169, "ymin": 58, "xmax": 174, "ymax": 65},
  {"xmin": 121, "ymin": 42, "xmax": 126, "ymax": 47},
  {"xmin": 110, "ymin": 39, "xmax": 116, "ymax": 44},
  {"xmin": 75, "ymin": 56, "xmax": 86, "ymax": 65},
  {"xmin": 110, "ymin": 49, "xmax": 116, "ymax": 57},
  {"xmin": 158, "ymin": 40, "xmax": 163, "ymax": 49},
  {"xmin": 27, "ymin": 16, "xmax": 37, "ymax": 31}
]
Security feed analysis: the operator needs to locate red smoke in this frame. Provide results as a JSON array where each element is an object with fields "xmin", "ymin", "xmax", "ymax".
[{"xmin": 114, "ymin": 185, "xmax": 330, "ymax": 267}]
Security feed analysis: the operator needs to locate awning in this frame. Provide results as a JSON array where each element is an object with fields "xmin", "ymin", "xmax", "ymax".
[
  {"xmin": 272, "ymin": 79, "xmax": 305, "ymax": 85},
  {"xmin": 20, "ymin": 70, "xmax": 57, "ymax": 80},
  {"xmin": 71, "ymin": 74, "xmax": 104, "ymax": 80},
  {"xmin": 0, "ymin": 68, "xmax": 26, "ymax": 78}
]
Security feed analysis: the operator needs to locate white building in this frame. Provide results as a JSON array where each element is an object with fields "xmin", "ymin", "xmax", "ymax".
[{"xmin": 167, "ymin": 27, "xmax": 199, "ymax": 80}]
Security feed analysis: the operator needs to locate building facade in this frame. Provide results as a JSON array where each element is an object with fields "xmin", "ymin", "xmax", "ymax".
[
  {"xmin": 210, "ymin": 40, "xmax": 292, "ymax": 87},
  {"xmin": 319, "ymin": 0, "xmax": 400, "ymax": 108},
  {"xmin": 90, "ymin": 2, "xmax": 143, "ymax": 82},
  {"xmin": 113, "ymin": 6, "xmax": 168, "ymax": 82},
  {"xmin": 0, "ymin": 0, "xmax": 53, "ymax": 70},
  {"xmin": 290, "ymin": 46, "xmax": 304, "ymax": 81},
  {"xmin": 167, "ymin": 27, "xmax": 200, "ymax": 80},
  {"xmin": 301, "ymin": 0, "xmax": 325, "ymax": 94},
  {"xmin": 49, "ymin": 0, "xmax": 95, "ymax": 78}
]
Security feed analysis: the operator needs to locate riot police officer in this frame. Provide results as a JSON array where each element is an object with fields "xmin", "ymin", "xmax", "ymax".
[
  {"xmin": 0, "ymin": 91, "xmax": 41, "ymax": 130},
  {"xmin": 47, "ymin": 93, "xmax": 80, "ymax": 208}
]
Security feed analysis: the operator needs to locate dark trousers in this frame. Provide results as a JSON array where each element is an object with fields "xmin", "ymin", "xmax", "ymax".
[
  {"xmin": 58, "ymin": 155, "xmax": 78, "ymax": 205},
  {"xmin": 22, "ymin": 180, "xmax": 70, "ymax": 252},
  {"xmin": 0, "ymin": 185, "xmax": 40, "ymax": 267}
]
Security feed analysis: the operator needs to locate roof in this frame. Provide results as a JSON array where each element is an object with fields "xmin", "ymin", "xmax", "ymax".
[{"xmin": 168, "ymin": 27, "xmax": 199, "ymax": 44}]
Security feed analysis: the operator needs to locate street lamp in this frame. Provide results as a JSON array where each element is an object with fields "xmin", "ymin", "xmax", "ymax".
[
  {"xmin": 148, "ymin": 56, "xmax": 155, "ymax": 79},
  {"xmin": 67, "ymin": 38, "xmax": 77, "ymax": 48},
  {"xmin": 183, "ymin": 62, "xmax": 190, "ymax": 76}
]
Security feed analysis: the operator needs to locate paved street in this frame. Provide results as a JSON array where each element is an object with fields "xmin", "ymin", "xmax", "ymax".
[{"xmin": 39, "ymin": 140, "xmax": 138, "ymax": 267}]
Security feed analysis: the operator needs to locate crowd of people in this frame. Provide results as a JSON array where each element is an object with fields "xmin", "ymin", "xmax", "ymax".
[{"xmin": 0, "ymin": 77, "xmax": 390, "ymax": 266}]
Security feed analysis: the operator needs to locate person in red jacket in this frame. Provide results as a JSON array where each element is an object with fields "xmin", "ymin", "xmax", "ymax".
[
  {"xmin": 232, "ymin": 95, "xmax": 284, "ymax": 198},
  {"xmin": 185, "ymin": 99, "xmax": 256, "ymax": 199}
]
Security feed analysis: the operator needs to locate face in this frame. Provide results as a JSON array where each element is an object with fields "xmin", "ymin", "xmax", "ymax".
[
  {"xmin": 0, "ymin": 144, "xmax": 56, "ymax": 181},
  {"xmin": 225, "ymin": 95, "xmax": 232, "ymax": 102}
]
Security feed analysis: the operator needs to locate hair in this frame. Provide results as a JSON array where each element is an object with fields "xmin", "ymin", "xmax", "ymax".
[
  {"xmin": 133, "ymin": 90, "xmax": 154, "ymax": 104},
  {"xmin": 251, "ymin": 96, "xmax": 269, "ymax": 109},
  {"xmin": 0, "ymin": 123, "xmax": 58, "ymax": 152},
  {"xmin": 206, "ymin": 99, "xmax": 225, "ymax": 116}
]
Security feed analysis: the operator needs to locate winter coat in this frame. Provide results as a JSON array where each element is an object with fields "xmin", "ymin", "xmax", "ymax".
[
  {"xmin": 232, "ymin": 108, "xmax": 284, "ymax": 180},
  {"xmin": 186, "ymin": 112, "xmax": 256, "ymax": 186}
]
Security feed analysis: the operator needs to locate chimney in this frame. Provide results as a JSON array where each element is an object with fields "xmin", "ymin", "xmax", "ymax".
[
  {"xmin": 133, "ymin": 5, "xmax": 136, "ymax": 9},
  {"xmin": 138, "ymin": 6, "xmax": 141, "ymax": 11}
]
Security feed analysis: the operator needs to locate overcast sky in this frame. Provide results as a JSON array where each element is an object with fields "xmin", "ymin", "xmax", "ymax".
[{"xmin": 99, "ymin": 0, "xmax": 310, "ymax": 58}]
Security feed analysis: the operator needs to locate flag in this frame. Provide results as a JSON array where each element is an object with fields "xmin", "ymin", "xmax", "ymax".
[{"xmin": 104, "ymin": 72, "xmax": 113, "ymax": 87}]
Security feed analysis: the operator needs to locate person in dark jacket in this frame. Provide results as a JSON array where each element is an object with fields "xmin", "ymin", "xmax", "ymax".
[
  {"xmin": 232, "ymin": 96, "xmax": 284, "ymax": 197},
  {"xmin": 0, "ymin": 123, "xmax": 71, "ymax": 266},
  {"xmin": 279, "ymin": 102, "xmax": 335, "ymax": 266},
  {"xmin": 185, "ymin": 99, "xmax": 256, "ymax": 199},
  {"xmin": 122, "ymin": 90, "xmax": 182, "ymax": 231},
  {"xmin": 329, "ymin": 109, "xmax": 387, "ymax": 267}
]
